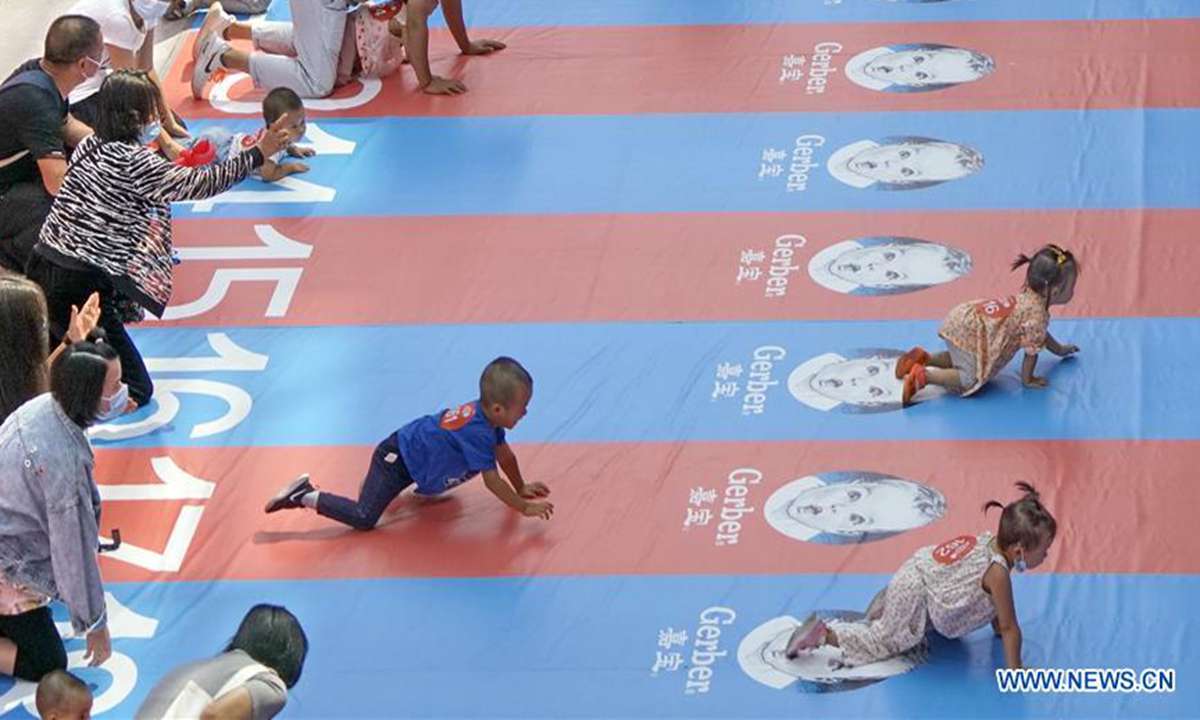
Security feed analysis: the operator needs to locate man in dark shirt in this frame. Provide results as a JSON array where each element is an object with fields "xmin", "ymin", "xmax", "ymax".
[{"xmin": 0, "ymin": 15, "xmax": 103, "ymax": 272}]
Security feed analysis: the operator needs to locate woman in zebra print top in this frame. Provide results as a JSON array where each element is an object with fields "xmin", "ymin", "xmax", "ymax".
[{"xmin": 26, "ymin": 70, "xmax": 291, "ymax": 408}]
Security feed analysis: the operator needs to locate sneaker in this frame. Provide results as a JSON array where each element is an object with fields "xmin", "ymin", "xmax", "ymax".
[
  {"xmin": 894, "ymin": 346, "xmax": 930, "ymax": 379},
  {"xmin": 193, "ymin": 2, "xmax": 234, "ymax": 61},
  {"xmin": 785, "ymin": 616, "xmax": 828, "ymax": 659},
  {"xmin": 191, "ymin": 34, "xmax": 230, "ymax": 100},
  {"xmin": 264, "ymin": 474, "xmax": 314, "ymax": 514}
]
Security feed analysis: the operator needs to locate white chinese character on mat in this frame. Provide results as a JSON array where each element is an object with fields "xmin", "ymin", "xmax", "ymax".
[
  {"xmin": 761, "ymin": 148, "xmax": 787, "ymax": 163},
  {"xmin": 740, "ymin": 250, "xmax": 766, "ymax": 265},
  {"xmin": 711, "ymin": 380, "xmax": 740, "ymax": 400},
  {"xmin": 658, "ymin": 627, "xmax": 690, "ymax": 650},
  {"xmin": 684, "ymin": 507, "xmax": 714, "ymax": 529},
  {"xmin": 736, "ymin": 265, "xmax": 763, "ymax": 283},
  {"xmin": 715, "ymin": 362, "xmax": 743, "ymax": 381},
  {"xmin": 781, "ymin": 54, "xmax": 807, "ymax": 69},
  {"xmin": 651, "ymin": 651, "xmax": 686, "ymax": 674},
  {"xmin": 688, "ymin": 487, "xmax": 718, "ymax": 507},
  {"xmin": 779, "ymin": 68, "xmax": 806, "ymax": 83},
  {"xmin": 758, "ymin": 162, "xmax": 784, "ymax": 179}
]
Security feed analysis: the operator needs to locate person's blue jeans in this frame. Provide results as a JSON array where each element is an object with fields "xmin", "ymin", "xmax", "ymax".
[{"xmin": 317, "ymin": 435, "xmax": 414, "ymax": 530}]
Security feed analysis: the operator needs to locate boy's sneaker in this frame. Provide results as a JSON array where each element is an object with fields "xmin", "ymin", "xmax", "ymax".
[{"xmin": 264, "ymin": 474, "xmax": 314, "ymax": 513}]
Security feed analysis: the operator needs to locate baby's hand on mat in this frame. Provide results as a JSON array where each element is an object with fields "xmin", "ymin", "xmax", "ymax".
[
  {"xmin": 462, "ymin": 39, "xmax": 506, "ymax": 55},
  {"xmin": 423, "ymin": 76, "xmax": 467, "ymax": 95},
  {"xmin": 1056, "ymin": 343, "xmax": 1080, "ymax": 357},
  {"xmin": 521, "ymin": 500, "xmax": 554, "ymax": 520},
  {"xmin": 519, "ymin": 482, "xmax": 551, "ymax": 499}
]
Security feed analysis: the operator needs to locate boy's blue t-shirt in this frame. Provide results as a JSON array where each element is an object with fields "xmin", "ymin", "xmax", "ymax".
[{"xmin": 395, "ymin": 400, "xmax": 506, "ymax": 495}]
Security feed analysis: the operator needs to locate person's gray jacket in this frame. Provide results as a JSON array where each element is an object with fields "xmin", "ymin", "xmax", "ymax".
[{"xmin": 0, "ymin": 393, "xmax": 105, "ymax": 632}]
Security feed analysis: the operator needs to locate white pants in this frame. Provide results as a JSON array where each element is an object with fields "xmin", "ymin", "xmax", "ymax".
[
  {"xmin": 249, "ymin": 0, "xmax": 348, "ymax": 98},
  {"xmin": 219, "ymin": 0, "xmax": 271, "ymax": 13}
]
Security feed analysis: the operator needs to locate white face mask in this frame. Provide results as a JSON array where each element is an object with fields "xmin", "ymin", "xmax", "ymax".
[
  {"xmin": 97, "ymin": 383, "xmax": 129, "ymax": 423},
  {"xmin": 132, "ymin": 0, "xmax": 170, "ymax": 28}
]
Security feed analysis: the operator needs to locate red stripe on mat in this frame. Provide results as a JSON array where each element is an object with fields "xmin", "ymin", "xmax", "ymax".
[
  {"xmin": 162, "ymin": 209, "xmax": 1200, "ymax": 326},
  {"xmin": 97, "ymin": 439, "xmax": 1199, "ymax": 582},
  {"xmin": 165, "ymin": 20, "xmax": 1200, "ymax": 117}
]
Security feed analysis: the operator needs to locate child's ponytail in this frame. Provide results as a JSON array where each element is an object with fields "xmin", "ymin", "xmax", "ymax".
[
  {"xmin": 1014, "ymin": 480, "xmax": 1040, "ymax": 499},
  {"xmin": 1010, "ymin": 253, "xmax": 1034, "ymax": 273}
]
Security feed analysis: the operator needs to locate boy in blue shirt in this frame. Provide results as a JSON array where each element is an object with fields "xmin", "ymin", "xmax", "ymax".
[{"xmin": 264, "ymin": 357, "xmax": 552, "ymax": 527}]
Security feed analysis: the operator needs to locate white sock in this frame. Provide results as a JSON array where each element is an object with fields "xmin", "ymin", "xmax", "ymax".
[{"xmin": 300, "ymin": 491, "xmax": 319, "ymax": 509}]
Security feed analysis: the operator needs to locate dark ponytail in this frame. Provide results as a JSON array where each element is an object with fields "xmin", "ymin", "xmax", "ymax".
[{"xmin": 1010, "ymin": 253, "xmax": 1034, "ymax": 272}]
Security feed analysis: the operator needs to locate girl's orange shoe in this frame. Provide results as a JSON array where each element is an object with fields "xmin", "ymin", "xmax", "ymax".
[
  {"xmin": 895, "ymin": 346, "xmax": 931, "ymax": 379},
  {"xmin": 902, "ymin": 364, "xmax": 927, "ymax": 407}
]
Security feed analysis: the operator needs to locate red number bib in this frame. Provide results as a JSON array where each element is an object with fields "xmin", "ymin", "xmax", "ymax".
[
  {"xmin": 240, "ymin": 129, "xmax": 264, "ymax": 149},
  {"xmin": 973, "ymin": 296, "xmax": 1016, "ymax": 321},
  {"xmin": 439, "ymin": 402, "xmax": 475, "ymax": 431},
  {"xmin": 932, "ymin": 535, "xmax": 977, "ymax": 566},
  {"xmin": 367, "ymin": 0, "xmax": 403, "ymax": 21}
]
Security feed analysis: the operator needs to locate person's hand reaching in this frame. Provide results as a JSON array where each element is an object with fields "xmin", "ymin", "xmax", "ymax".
[
  {"xmin": 256, "ymin": 113, "xmax": 297, "ymax": 158},
  {"xmin": 67, "ymin": 292, "xmax": 101, "ymax": 344}
]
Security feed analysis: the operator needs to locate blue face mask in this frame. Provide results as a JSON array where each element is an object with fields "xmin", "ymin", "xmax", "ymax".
[
  {"xmin": 97, "ymin": 383, "xmax": 129, "ymax": 423},
  {"xmin": 1013, "ymin": 549, "xmax": 1028, "ymax": 574},
  {"xmin": 139, "ymin": 121, "xmax": 162, "ymax": 146}
]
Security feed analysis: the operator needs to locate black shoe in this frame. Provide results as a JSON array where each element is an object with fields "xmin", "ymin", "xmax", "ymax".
[{"xmin": 264, "ymin": 474, "xmax": 314, "ymax": 514}]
